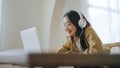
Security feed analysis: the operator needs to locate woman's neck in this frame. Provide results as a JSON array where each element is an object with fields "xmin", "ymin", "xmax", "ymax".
[{"xmin": 73, "ymin": 35, "xmax": 79, "ymax": 42}]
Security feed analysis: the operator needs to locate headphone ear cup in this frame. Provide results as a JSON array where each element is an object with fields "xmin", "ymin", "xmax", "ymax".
[{"xmin": 78, "ymin": 19, "xmax": 87, "ymax": 28}]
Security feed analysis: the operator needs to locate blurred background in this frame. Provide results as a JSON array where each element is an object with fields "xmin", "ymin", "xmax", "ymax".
[
  {"xmin": 0, "ymin": 0, "xmax": 120, "ymax": 68},
  {"xmin": 0, "ymin": 0, "xmax": 120, "ymax": 54}
]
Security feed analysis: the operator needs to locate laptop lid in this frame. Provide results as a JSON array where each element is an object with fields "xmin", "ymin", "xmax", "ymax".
[{"xmin": 20, "ymin": 27, "xmax": 41, "ymax": 53}]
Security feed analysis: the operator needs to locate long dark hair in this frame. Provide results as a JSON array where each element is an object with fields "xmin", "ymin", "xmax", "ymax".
[{"xmin": 63, "ymin": 10, "xmax": 89, "ymax": 50}]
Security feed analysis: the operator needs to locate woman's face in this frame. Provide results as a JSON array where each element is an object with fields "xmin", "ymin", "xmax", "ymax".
[{"xmin": 63, "ymin": 16, "xmax": 77, "ymax": 37}]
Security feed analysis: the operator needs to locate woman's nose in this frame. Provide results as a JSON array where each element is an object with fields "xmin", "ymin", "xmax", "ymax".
[{"xmin": 64, "ymin": 26, "xmax": 69, "ymax": 31}]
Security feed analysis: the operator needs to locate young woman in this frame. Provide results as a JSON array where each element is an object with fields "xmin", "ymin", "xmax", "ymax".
[{"xmin": 57, "ymin": 10, "xmax": 110, "ymax": 54}]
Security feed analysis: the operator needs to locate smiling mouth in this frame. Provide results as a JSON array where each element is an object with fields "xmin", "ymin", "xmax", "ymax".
[{"xmin": 67, "ymin": 30, "xmax": 72, "ymax": 34}]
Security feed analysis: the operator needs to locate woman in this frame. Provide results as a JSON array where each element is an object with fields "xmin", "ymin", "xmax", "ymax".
[{"xmin": 57, "ymin": 10, "xmax": 110, "ymax": 55}]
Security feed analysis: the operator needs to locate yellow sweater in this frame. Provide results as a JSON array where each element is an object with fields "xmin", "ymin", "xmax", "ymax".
[{"xmin": 58, "ymin": 26, "xmax": 112, "ymax": 54}]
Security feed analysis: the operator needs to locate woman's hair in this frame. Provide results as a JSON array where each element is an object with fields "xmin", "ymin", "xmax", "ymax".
[
  {"xmin": 63, "ymin": 10, "xmax": 82, "ymax": 36},
  {"xmin": 63, "ymin": 10, "xmax": 90, "ymax": 50}
]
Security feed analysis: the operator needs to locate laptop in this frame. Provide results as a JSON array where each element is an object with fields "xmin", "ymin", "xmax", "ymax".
[{"xmin": 20, "ymin": 27, "xmax": 41, "ymax": 53}]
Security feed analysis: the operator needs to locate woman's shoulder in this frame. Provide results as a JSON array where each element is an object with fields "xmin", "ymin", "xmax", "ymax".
[
  {"xmin": 85, "ymin": 26, "xmax": 95, "ymax": 32},
  {"xmin": 84, "ymin": 26, "xmax": 96, "ymax": 35},
  {"xmin": 84, "ymin": 26, "xmax": 100, "ymax": 41}
]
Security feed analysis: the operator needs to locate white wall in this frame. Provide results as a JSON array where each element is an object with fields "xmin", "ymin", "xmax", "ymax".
[
  {"xmin": 64, "ymin": 0, "xmax": 89, "ymax": 19},
  {"xmin": 42, "ymin": 0, "xmax": 56, "ymax": 52},
  {"xmin": 49, "ymin": 0, "xmax": 66, "ymax": 52},
  {"xmin": 0, "ymin": 0, "xmax": 58, "ymax": 53},
  {"xmin": 1, "ymin": 0, "xmax": 43, "ymax": 50},
  {"xmin": 0, "ymin": 0, "xmax": 87, "ymax": 53},
  {"xmin": 0, "ymin": 0, "xmax": 2, "ymax": 48}
]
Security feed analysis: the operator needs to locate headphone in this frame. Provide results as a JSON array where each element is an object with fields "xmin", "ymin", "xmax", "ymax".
[{"xmin": 78, "ymin": 13, "xmax": 87, "ymax": 29}]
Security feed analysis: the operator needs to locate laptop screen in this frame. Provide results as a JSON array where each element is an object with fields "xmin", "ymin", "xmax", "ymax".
[{"xmin": 20, "ymin": 27, "xmax": 41, "ymax": 53}]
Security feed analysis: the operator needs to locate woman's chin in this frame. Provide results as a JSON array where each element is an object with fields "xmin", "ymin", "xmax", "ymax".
[{"xmin": 67, "ymin": 34, "xmax": 73, "ymax": 37}]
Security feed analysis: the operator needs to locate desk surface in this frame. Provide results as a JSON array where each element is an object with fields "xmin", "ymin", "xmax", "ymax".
[
  {"xmin": 0, "ymin": 49, "xmax": 28, "ymax": 66},
  {"xmin": 29, "ymin": 53, "xmax": 120, "ymax": 66},
  {"xmin": 0, "ymin": 49, "xmax": 120, "ymax": 67}
]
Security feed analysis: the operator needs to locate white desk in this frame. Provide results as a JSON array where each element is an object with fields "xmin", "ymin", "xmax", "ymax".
[
  {"xmin": 0, "ymin": 49, "xmax": 120, "ymax": 68},
  {"xmin": 0, "ymin": 49, "xmax": 28, "ymax": 66}
]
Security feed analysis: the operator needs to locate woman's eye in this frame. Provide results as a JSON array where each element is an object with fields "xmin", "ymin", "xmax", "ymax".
[{"xmin": 66, "ymin": 23, "xmax": 71, "ymax": 26}]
